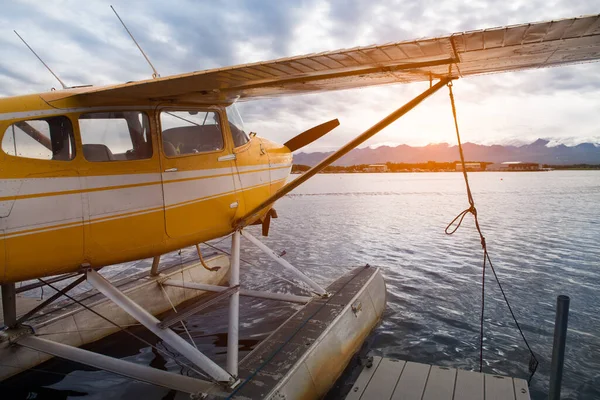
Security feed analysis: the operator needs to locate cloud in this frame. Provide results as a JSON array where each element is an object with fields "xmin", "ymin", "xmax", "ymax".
[{"xmin": 1, "ymin": 0, "xmax": 599, "ymax": 150}]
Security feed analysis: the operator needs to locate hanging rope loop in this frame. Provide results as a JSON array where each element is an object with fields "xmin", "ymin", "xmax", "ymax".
[
  {"xmin": 445, "ymin": 80, "xmax": 538, "ymax": 382},
  {"xmin": 444, "ymin": 207, "xmax": 472, "ymax": 235}
]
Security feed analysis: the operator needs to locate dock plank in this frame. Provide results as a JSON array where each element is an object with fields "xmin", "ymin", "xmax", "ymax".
[
  {"xmin": 422, "ymin": 366, "xmax": 457, "ymax": 400},
  {"xmin": 360, "ymin": 358, "xmax": 406, "ymax": 400},
  {"xmin": 346, "ymin": 357, "xmax": 530, "ymax": 400},
  {"xmin": 485, "ymin": 374, "xmax": 516, "ymax": 400},
  {"xmin": 454, "ymin": 369, "xmax": 484, "ymax": 400},
  {"xmin": 346, "ymin": 356, "xmax": 383, "ymax": 400},
  {"xmin": 390, "ymin": 362, "xmax": 431, "ymax": 400}
]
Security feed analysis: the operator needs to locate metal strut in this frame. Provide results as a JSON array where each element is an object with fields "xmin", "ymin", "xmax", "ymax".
[
  {"xmin": 17, "ymin": 335, "xmax": 214, "ymax": 394},
  {"xmin": 161, "ymin": 280, "xmax": 312, "ymax": 304},
  {"xmin": 227, "ymin": 230, "xmax": 241, "ymax": 376},
  {"xmin": 16, "ymin": 275, "xmax": 86, "ymax": 325},
  {"xmin": 85, "ymin": 268, "xmax": 233, "ymax": 384},
  {"xmin": 158, "ymin": 285, "xmax": 240, "ymax": 329},
  {"xmin": 240, "ymin": 230, "xmax": 328, "ymax": 296}
]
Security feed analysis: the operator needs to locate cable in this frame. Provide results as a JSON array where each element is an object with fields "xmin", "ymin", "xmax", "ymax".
[
  {"xmin": 36, "ymin": 277, "xmax": 210, "ymax": 381},
  {"xmin": 158, "ymin": 281, "xmax": 199, "ymax": 351},
  {"xmin": 444, "ymin": 81, "xmax": 538, "ymax": 383},
  {"xmin": 202, "ymin": 240, "xmax": 307, "ymax": 290}
]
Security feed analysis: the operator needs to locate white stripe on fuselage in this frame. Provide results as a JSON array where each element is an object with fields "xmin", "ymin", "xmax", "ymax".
[
  {"xmin": 0, "ymin": 163, "xmax": 288, "ymax": 198},
  {"xmin": 0, "ymin": 164, "xmax": 291, "ymax": 238}
]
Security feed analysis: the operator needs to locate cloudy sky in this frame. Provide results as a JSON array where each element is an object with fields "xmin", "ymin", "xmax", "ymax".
[{"xmin": 1, "ymin": 0, "xmax": 599, "ymax": 151}]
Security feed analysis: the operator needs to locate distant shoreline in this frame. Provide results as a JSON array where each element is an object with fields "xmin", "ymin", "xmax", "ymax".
[{"xmin": 291, "ymin": 163, "xmax": 600, "ymax": 174}]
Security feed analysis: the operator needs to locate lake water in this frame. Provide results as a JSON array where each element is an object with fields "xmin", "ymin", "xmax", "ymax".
[{"xmin": 4, "ymin": 171, "xmax": 600, "ymax": 399}]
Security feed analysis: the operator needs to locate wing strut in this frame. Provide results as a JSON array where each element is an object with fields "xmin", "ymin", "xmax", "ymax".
[{"xmin": 236, "ymin": 77, "xmax": 451, "ymax": 228}]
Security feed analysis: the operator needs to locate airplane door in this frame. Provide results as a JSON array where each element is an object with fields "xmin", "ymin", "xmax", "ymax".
[
  {"xmin": 231, "ymin": 136, "xmax": 272, "ymax": 218},
  {"xmin": 225, "ymin": 105, "xmax": 271, "ymax": 218},
  {"xmin": 78, "ymin": 111, "xmax": 164, "ymax": 266},
  {"xmin": 158, "ymin": 109, "xmax": 239, "ymax": 239}
]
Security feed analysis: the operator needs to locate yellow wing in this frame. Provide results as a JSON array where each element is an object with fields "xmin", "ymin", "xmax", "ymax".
[{"xmin": 43, "ymin": 14, "xmax": 600, "ymax": 106}]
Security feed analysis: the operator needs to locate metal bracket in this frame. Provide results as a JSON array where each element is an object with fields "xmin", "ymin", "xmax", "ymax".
[
  {"xmin": 351, "ymin": 300, "xmax": 362, "ymax": 317},
  {"xmin": 0, "ymin": 325, "xmax": 34, "ymax": 345}
]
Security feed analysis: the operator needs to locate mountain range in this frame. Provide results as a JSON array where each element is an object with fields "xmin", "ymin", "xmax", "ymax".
[{"xmin": 293, "ymin": 139, "xmax": 600, "ymax": 166}]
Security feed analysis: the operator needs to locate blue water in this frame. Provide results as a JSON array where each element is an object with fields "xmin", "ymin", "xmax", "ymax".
[
  {"xmin": 274, "ymin": 171, "xmax": 600, "ymax": 400},
  {"xmin": 4, "ymin": 171, "xmax": 600, "ymax": 399}
]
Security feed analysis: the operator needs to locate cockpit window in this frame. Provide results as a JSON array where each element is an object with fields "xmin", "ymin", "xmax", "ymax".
[
  {"xmin": 79, "ymin": 111, "xmax": 152, "ymax": 162},
  {"xmin": 226, "ymin": 104, "xmax": 249, "ymax": 148},
  {"xmin": 160, "ymin": 111, "xmax": 223, "ymax": 157},
  {"xmin": 1, "ymin": 116, "xmax": 75, "ymax": 161}
]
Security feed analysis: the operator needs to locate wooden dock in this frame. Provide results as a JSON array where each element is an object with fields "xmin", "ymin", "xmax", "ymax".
[{"xmin": 346, "ymin": 357, "xmax": 530, "ymax": 400}]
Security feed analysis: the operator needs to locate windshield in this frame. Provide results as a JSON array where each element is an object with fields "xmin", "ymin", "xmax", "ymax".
[{"xmin": 226, "ymin": 104, "xmax": 249, "ymax": 147}]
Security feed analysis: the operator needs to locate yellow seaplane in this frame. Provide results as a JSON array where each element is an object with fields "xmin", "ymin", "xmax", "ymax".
[{"xmin": 1, "ymin": 11, "xmax": 599, "ymax": 399}]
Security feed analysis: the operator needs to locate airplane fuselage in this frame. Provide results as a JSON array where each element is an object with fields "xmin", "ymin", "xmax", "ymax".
[{"xmin": 0, "ymin": 91, "xmax": 292, "ymax": 283}]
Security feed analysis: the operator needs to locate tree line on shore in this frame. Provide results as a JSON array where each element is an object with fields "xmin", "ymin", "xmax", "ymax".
[{"xmin": 292, "ymin": 161, "xmax": 487, "ymax": 173}]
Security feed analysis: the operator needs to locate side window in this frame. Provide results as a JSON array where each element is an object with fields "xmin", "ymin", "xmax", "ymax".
[
  {"xmin": 226, "ymin": 104, "xmax": 249, "ymax": 148},
  {"xmin": 79, "ymin": 111, "xmax": 151, "ymax": 162},
  {"xmin": 160, "ymin": 111, "xmax": 223, "ymax": 157},
  {"xmin": 1, "ymin": 116, "xmax": 75, "ymax": 161}
]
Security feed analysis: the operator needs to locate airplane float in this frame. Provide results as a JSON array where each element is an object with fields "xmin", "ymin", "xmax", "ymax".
[{"xmin": 0, "ymin": 10, "xmax": 599, "ymax": 399}]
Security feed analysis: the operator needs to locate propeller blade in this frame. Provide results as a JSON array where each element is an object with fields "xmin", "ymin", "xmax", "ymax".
[{"xmin": 283, "ymin": 119, "xmax": 340, "ymax": 152}]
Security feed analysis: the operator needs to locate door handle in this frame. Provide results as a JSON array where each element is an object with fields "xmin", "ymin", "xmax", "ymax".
[
  {"xmin": 164, "ymin": 168, "xmax": 178, "ymax": 172},
  {"xmin": 218, "ymin": 154, "xmax": 236, "ymax": 161}
]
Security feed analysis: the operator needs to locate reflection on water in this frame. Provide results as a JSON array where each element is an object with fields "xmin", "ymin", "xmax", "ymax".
[{"xmin": 3, "ymin": 171, "xmax": 599, "ymax": 400}]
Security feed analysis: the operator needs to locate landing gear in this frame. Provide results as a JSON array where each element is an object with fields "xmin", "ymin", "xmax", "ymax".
[{"xmin": 3, "ymin": 229, "xmax": 330, "ymax": 395}]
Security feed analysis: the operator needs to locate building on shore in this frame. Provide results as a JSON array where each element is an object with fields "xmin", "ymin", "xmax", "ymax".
[
  {"xmin": 486, "ymin": 161, "xmax": 540, "ymax": 171},
  {"xmin": 364, "ymin": 164, "xmax": 388, "ymax": 172},
  {"xmin": 455, "ymin": 162, "xmax": 482, "ymax": 171}
]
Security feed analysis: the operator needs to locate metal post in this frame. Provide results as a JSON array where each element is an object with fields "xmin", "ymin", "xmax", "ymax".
[
  {"xmin": 150, "ymin": 255, "xmax": 160, "ymax": 276},
  {"xmin": 1, "ymin": 283, "xmax": 17, "ymax": 328},
  {"xmin": 85, "ymin": 269, "xmax": 232, "ymax": 383},
  {"xmin": 241, "ymin": 230, "xmax": 328, "ymax": 296},
  {"xmin": 17, "ymin": 335, "xmax": 214, "ymax": 394},
  {"xmin": 549, "ymin": 295, "xmax": 570, "ymax": 400},
  {"xmin": 227, "ymin": 230, "xmax": 241, "ymax": 376}
]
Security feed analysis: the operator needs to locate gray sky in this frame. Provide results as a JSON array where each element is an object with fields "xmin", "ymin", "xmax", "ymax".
[{"xmin": 1, "ymin": 0, "xmax": 599, "ymax": 151}]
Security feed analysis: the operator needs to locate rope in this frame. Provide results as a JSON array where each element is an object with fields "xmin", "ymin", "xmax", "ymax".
[{"xmin": 444, "ymin": 81, "xmax": 538, "ymax": 383}]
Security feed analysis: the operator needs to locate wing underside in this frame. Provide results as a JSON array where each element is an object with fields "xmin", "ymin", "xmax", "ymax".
[{"xmin": 44, "ymin": 14, "xmax": 600, "ymax": 106}]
